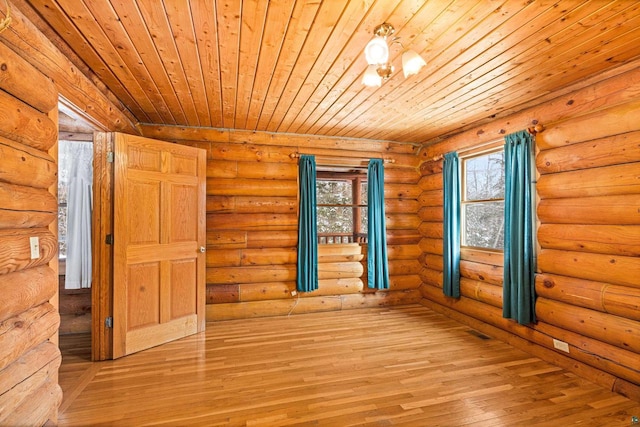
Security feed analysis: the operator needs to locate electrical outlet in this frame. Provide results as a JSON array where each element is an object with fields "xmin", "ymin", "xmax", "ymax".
[
  {"xmin": 291, "ymin": 290, "xmax": 297, "ymax": 297},
  {"xmin": 553, "ymin": 339, "xmax": 570, "ymax": 353},
  {"xmin": 29, "ymin": 236, "xmax": 40, "ymax": 259}
]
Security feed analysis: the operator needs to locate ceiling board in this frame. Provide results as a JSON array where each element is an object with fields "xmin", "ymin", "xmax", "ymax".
[{"xmin": 24, "ymin": 0, "xmax": 640, "ymax": 145}]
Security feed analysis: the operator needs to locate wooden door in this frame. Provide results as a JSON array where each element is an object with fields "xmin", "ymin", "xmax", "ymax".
[{"xmin": 112, "ymin": 133, "xmax": 206, "ymax": 358}]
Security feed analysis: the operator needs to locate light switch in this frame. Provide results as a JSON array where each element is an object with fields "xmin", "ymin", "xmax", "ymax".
[{"xmin": 30, "ymin": 236, "xmax": 40, "ymax": 259}]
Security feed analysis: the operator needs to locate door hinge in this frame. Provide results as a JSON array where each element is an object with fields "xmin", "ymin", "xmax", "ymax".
[
  {"xmin": 105, "ymin": 234, "xmax": 114, "ymax": 245},
  {"xmin": 105, "ymin": 316, "xmax": 113, "ymax": 329},
  {"xmin": 106, "ymin": 151, "xmax": 114, "ymax": 163}
]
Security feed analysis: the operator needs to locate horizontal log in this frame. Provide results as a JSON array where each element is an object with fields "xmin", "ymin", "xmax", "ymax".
[
  {"xmin": 388, "ymin": 274, "xmax": 420, "ymax": 290},
  {"xmin": 537, "ymin": 163, "xmax": 640, "ymax": 199},
  {"xmin": 385, "ymin": 213, "xmax": 421, "ymax": 230},
  {"xmin": 0, "ymin": 350, "xmax": 60, "ymax": 422},
  {"xmin": 206, "ymin": 249, "xmax": 241, "ymax": 267},
  {"xmin": 207, "ymin": 213, "xmax": 297, "ymax": 230},
  {"xmin": 207, "ymin": 265, "xmax": 295, "ymax": 284},
  {"xmin": 419, "ymin": 267, "xmax": 443, "ymax": 288},
  {"xmin": 535, "ymin": 273, "xmax": 640, "ymax": 322},
  {"xmin": 206, "ymin": 296, "xmax": 340, "ymax": 320},
  {"xmin": 535, "ymin": 297, "xmax": 640, "ymax": 354},
  {"xmin": 388, "ymin": 259, "xmax": 421, "ymax": 276},
  {"xmin": 420, "ymin": 159, "xmax": 443, "ymax": 175},
  {"xmin": 418, "ymin": 173, "xmax": 443, "ymax": 192},
  {"xmin": 537, "ymin": 195, "xmax": 640, "ymax": 225},
  {"xmin": 423, "ymin": 254, "xmax": 444, "ymax": 272},
  {"xmin": 419, "ymin": 238, "xmax": 443, "ymax": 255},
  {"xmin": 538, "ymin": 224, "xmax": 640, "ymax": 256},
  {"xmin": 418, "ymin": 206, "xmax": 443, "ymax": 222},
  {"xmin": 536, "ymin": 131, "xmax": 640, "ymax": 174},
  {"xmin": 241, "ymin": 248, "xmax": 297, "ymax": 266},
  {"xmin": 247, "ymin": 230, "xmax": 298, "ymax": 248},
  {"xmin": 207, "ymin": 195, "xmax": 296, "ymax": 213},
  {"xmin": 319, "ymin": 262, "xmax": 364, "ymax": 279},
  {"xmin": 0, "ymin": 266, "xmax": 57, "ymax": 323},
  {"xmin": 0, "ymin": 303, "xmax": 59, "ymax": 371},
  {"xmin": 207, "ymin": 178, "xmax": 296, "ymax": 197},
  {"xmin": 0, "ymin": 229, "xmax": 57, "ymax": 275},
  {"xmin": 1, "ymin": 378, "xmax": 61, "ymax": 427},
  {"xmin": 318, "ymin": 253, "xmax": 364, "ymax": 263},
  {"xmin": 300, "ymin": 278, "xmax": 364, "ymax": 297},
  {"xmin": 0, "ymin": 211, "xmax": 56, "ymax": 230},
  {"xmin": 0, "ymin": 42, "xmax": 57, "ymax": 113},
  {"xmin": 318, "ymin": 243, "xmax": 362, "ymax": 256},
  {"xmin": 386, "ymin": 229, "xmax": 421, "ymax": 245},
  {"xmin": 239, "ymin": 281, "xmax": 293, "ymax": 301},
  {"xmin": 340, "ymin": 289, "xmax": 421, "ymax": 310},
  {"xmin": 206, "ymin": 231, "xmax": 247, "ymax": 248},
  {"xmin": 536, "ymin": 99, "xmax": 640, "ymax": 150},
  {"xmin": 206, "ymin": 284, "xmax": 239, "ymax": 304},
  {"xmin": 0, "ymin": 140, "xmax": 56, "ymax": 189},
  {"xmin": 538, "ymin": 249, "xmax": 640, "ymax": 289},
  {"xmin": 418, "ymin": 222, "xmax": 442, "ymax": 239},
  {"xmin": 0, "ymin": 341, "xmax": 59, "ymax": 397},
  {"xmin": 460, "ymin": 248, "xmax": 504, "ymax": 267},
  {"xmin": 384, "ymin": 167, "xmax": 421, "ymax": 184},
  {"xmin": 0, "ymin": 90, "xmax": 57, "ymax": 152},
  {"xmin": 0, "ymin": 182, "xmax": 57, "ymax": 213},
  {"xmin": 418, "ymin": 189, "xmax": 443, "ymax": 207},
  {"xmin": 237, "ymin": 161, "xmax": 298, "ymax": 180},
  {"xmin": 460, "ymin": 278, "xmax": 502, "ymax": 308},
  {"xmin": 460, "ymin": 260, "xmax": 503, "ymax": 286},
  {"xmin": 206, "ymin": 159, "xmax": 237, "ymax": 178},
  {"xmin": 209, "ymin": 143, "xmax": 295, "ymax": 163},
  {"xmin": 387, "ymin": 244, "xmax": 420, "ymax": 260},
  {"xmin": 384, "ymin": 183, "xmax": 421, "ymax": 200},
  {"xmin": 385, "ymin": 198, "xmax": 419, "ymax": 213}
]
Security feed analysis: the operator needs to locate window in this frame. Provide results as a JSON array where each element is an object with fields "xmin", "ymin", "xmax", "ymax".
[
  {"xmin": 461, "ymin": 148, "xmax": 505, "ymax": 250},
  {"xmin": 316, "ymin": 171, "xmax": 367, "ymax": 244}
]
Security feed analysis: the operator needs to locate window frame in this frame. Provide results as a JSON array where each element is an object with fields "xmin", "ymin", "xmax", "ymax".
[
  {"xmin": 460, "ymin": 146, "xmax": 505, "ymax": 252},
  {"xmin": 316, "ymin": 170, "xmax": 367, "ymax": 244}
]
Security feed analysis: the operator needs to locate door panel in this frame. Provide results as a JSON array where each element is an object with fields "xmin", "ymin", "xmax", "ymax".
[{"xmin": 112, "ymin": 132, "xmax": 205, "ymax": 359}]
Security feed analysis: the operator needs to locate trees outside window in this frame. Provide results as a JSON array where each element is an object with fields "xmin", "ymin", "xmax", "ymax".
[
  {"xmin": 316, "ymin": 171, "xmax": 367, "ymax": 244},
  {"xmin": 462, "ymin": 149, "xmax": 505, "ymax": 250}
]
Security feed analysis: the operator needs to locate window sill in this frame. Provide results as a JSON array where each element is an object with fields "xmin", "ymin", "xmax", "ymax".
[{"xmin": 460, "ymin": 247, "xmax": 504, "ymax": 266}]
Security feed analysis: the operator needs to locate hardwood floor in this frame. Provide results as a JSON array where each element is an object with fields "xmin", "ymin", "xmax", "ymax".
[{"xmin": 58, "ymin": 305, "xmax": 640, "ymax": 426}]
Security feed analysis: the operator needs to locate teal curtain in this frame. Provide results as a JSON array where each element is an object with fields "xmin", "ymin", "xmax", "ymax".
[
  {"xmin": 443, "ymin": 152, "xmax": 461, "ymax": 298},
  {"xmin": 367, "ymin": 159, "xmax": 389, "ymax": 290},
  {"xmin": 296, "ymin": 155, "xmax": 318, "ymax": 292},
  {"xmin": 503, "ymin": 130, "xmax": 536, "ymax": 324}
]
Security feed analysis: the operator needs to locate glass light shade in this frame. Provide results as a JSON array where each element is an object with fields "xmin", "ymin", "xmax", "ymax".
[
  {"xmin": 364, "ymin": 36, "xmax": 389, "ymax": 65},
  {"xmin": 362, "ymin": 64, "xmax": 382, "ymax": 87},
  {"xmin": 402, "ymin": 50, "xmax": 427, "ymax": 78}
]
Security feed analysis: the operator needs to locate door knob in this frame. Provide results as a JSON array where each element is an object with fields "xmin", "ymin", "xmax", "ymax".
[{"xmin": 199, "ymin": 246, "xmax": 206, "ymax": 253}]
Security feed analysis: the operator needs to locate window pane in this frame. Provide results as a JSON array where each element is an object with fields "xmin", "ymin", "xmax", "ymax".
[
  {"xmin": 58, "ymin": 206, "xmax": 67, "ymax": 258},
  {"xmin": 317, "ymin": 180, "xmax": 352, "ymax": 204},
  {"xmin": 464, "ymin": 202, "xmax": 504, "ymax": 249},
  {"xmin": 317, "ymin": 207, "xmax": 353, "ymax": 234},
  {"xmin": 360, "ymin": 181, "xmax": 368, "ymax": 205},
  {"xmin": 465, "ymin": 151, "xmax": 505, "ymax": 201},
  {"xmin": 360, "ymin": 207, "xmax": 368, "ymax": 233}
]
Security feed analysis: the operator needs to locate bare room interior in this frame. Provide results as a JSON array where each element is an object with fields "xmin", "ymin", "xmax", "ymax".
[{"xmin": 1, "ymin": 1, "xmax": 640, "ymax": 425}]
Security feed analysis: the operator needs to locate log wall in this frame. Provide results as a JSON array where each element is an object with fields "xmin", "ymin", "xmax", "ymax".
[
  {"xmin": 418, "ymin": 63, "xmax": 640, "ymax": 401},
  {"xmin": 139, "ymin": 125, "xmax": 422, "ymax": 320},
  {"xmin": 0, "ymin": 39, "xmax": 62, "ymax": 425}
]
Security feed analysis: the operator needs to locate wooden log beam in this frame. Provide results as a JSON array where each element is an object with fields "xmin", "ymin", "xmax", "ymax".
[
  {"xmin": 536, "ymin": 273, "xmax": 640, "ymax": 322},
  {"xmin": 419, "ymin": 268, "xmax": 443, "ymax": 288},
  {"xmin": 461, "ymin": 249, "xmax": 504, "ymax": 267},
  {"xmin": 418, "ymin": 206, "xmax": 443, "ymax": 222},
  {"xmin": 460, "ymin": 260, "xmax": 503, "ymax": 286},
  {"xmin": 207, "ymin": 195, "xmax": 296, "ymax": 214},
  {"xmin": 0, "ymin": 90, "xmax": 57, "ymax": 152},
  {"xmin": 207, "ymin": 213, "xmax": 297, "ymax": 231},
  {"xmin": 539, "ymin": 249, "xmax": 640, "ymax": 289},
  {"xmin": 0, "ymin": 182, "xmax": 56, "ymax": 214},
  {"xmin": 206, "ymin": 284, "xmax": 239, "ymax": 304},
  {"xmin": 384, "ymin": 183, "xmax": 421, "ymax": 199},
  {"xmin": 385, "ymin": 199, "xmax": 419, "ymax": 213},
  {"xmin": 207, "ymin": 178, "xmax": 296, "ymax": 197},
  {"xmin": 418, "ymin": 189, "xmax": 443, "ymax": 207},
  {"xmin": 206, "ymin": 231, "xmax": 247, "ymax": 248},
  {"xmin": 387, "ymin": 244, "xmax": 421, "ymax": 260},
  {"xmin": 340, "ymin": 289, "xmax": 421, "ymax": 310},
  {"xmin": 385, "ymin": 213, "xmax": 421, "ymax": 230},
  {"xmin": 207, "ymin": 265, "xmax": 296, "ymax": 284},
  {"xmin": 0, "ymin": 378, "xmax": 62, "ymax": 427},
  {"xmin": 239, "ymin": 282, "xmax": 293, "ymax": 301},
  {"xmin": 418, "ymin": 174, "xmax": 443, "ymax": 192},
  {"xmin": 0, "ymin": 266, "xmax": 56, "ymax": 323},
  {"xmin": 246, "ymin": 230, "xmax": 298, "ymax": 248},
  {"xmin": 384, "ymin": 168, "xmax": 421, "ymax": 184},
  {"xmin": 419, "ymin": 238, "xmax": 443, "ymax": 255},
  {"xmin": 538, "ymin": 224, "xmax": 640, "ymax": 257},
  {"xmin": 299, "ymin": 278, "xmax": 364, "ymax": 297},
  {"xmin": 423, "ymin": 254, "xmax": 444, "ymax": 272},
  {"xmin": 388, "ymin": 259, "xmax": 421, "ymax": 276},
  {"xmin": 536, "ymin": 131, "xmax": 640, "ymax": 174},
  {"xmin": 0, "ymin": 229, "xmax": 57, "ymax": 275},
  {"xmin": 536, "ymin": 297, "xmax": 640, "ymax": 354},
  {"xmin": 537, "ymin": 195, "xmax": 640, "ymax": 225},
  {"xmin": 0, "ymin": 303, "xmax": 59, "ymax": 371},
  {"xmin": 0, "ymin": 42, "xmax": 57, "ymax": 113},
  {"xmin": 0, "ymin": 137, "xmax": 56, "ymax": 189},
  {"xmin": 388, "ymin": 275, "xmax": 421, "ymax": 290},
  {"xmin": 460, "ymin": 278, "xmax": 503, "ymax": 308},
  {"xmin": 0, "ymin": 341, "xmax": 59, "ymax": 397},
  {"xmin": 537, "ymin": 163, "xmax": 640, "ymax": 199},
  {"xmin": 418, "ymin": 222, "xmax": 443, "ymax": 239}
]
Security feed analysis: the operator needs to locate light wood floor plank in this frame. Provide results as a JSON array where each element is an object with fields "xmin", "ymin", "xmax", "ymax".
[{"xmin": 58, "ymin": 305, "xmax": 640, "ymax": 426}]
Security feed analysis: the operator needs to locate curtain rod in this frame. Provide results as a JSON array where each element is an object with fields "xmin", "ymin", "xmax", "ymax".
[
  {"xmin": 427, "ymin": 123, "xmax": 544, "ymax": 162},
  {"xmin": 289, "ymin": 153, "xmax": 396, "ymax": 164}
]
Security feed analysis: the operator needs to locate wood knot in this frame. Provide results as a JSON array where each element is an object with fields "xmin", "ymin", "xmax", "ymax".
[
  {"xmin": 13, "ymin": 320, "xmax": 24, "ymax": 328},
  {"xmin": 543, "ymin": 279, "xmax": 554, "ymax": 288},
  {"xmin": 0, "ymin": 63, "xmax": 7, "ymax": 71}
]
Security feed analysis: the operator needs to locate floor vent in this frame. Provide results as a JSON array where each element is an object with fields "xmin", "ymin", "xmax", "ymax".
[{"xmin": 467, "ymin": 330, "xmax": 491, "ymax": 340}]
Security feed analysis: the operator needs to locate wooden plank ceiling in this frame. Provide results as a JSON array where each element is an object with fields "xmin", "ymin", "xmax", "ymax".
[{"xmin": 23, "ymin": 0, "xmax": 640, "ymax": 144}]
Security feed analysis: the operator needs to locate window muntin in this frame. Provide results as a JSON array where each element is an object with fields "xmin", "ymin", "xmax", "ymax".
[
  {"xmin": 316, "ymin": 172, "xmax": 367, "ymax": 244},
  {"xmin": 461, "ymin": 149, "xmax": 505, "ymax": 250}
]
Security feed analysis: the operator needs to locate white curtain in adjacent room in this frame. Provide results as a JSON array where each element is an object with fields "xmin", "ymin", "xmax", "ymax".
[{"xmin": 59, "ymin": 140, "xmax": 93, "ymax": 289}]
